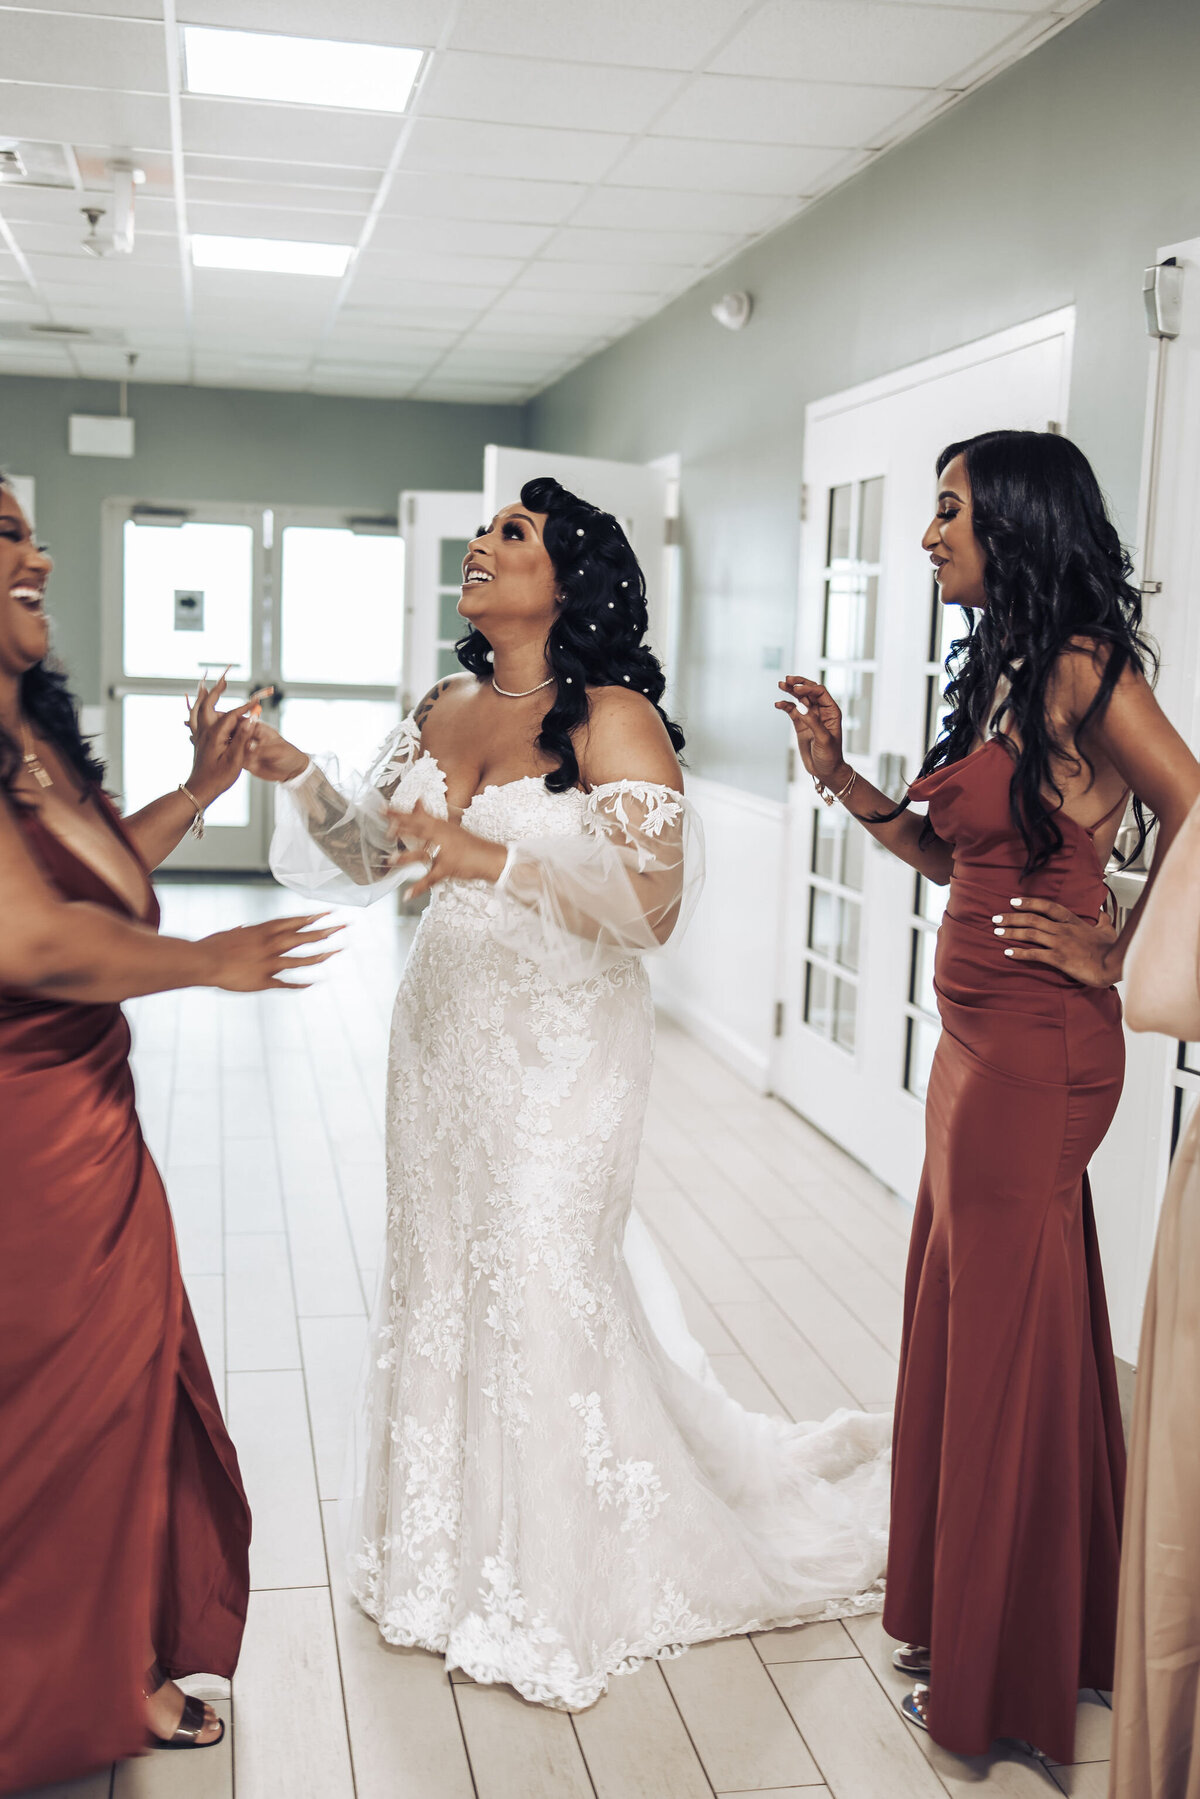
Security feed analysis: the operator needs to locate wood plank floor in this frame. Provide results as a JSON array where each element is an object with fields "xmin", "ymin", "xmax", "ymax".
[{"xmin": 18, "ymin": 880, "xmax": 1112, "ymax": 1799}]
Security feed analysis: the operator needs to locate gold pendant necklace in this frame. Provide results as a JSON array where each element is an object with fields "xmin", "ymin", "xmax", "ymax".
[{"xmin": 21, "ymin": 723, "xmax": 53, "ymax": 790}]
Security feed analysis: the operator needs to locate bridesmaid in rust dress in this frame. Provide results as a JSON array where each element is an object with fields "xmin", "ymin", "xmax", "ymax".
[
  {"xmin": 778, "ymin": 430, "xmax": 1200, "ymax": 1765},
  {"xmin": 0, "ymin": 476, "xmax": 339, "ymax": 1792}
]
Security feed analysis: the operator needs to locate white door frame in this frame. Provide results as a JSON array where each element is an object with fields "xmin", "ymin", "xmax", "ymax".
[{"xmin": 772, "ymin": 308, "xmax": 1075, "ymax": 1199}]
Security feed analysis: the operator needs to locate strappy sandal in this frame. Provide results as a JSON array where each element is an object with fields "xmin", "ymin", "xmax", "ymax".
[
  {"xmin": 901, "ymin": 1681, "xmax": 931, "ymax": 1732},
  {"xmin": 143, "ymin": 1660, "xmax": 225, "ymax": 1749}
]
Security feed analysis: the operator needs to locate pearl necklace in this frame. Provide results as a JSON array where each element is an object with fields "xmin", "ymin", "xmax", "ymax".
[{"xmin": 492, "ymin": 674, "xmax": 555, "ymax": 699}]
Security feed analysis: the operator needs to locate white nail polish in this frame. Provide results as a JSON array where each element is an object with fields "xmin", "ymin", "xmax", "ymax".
[
  {"xmin": 994, "ymin": 928, "xmax": 1004, "ymax": 936},
  {"xmin": 1011, "ymin": 898, "xmax": 1022, "ymax": 907},
  {"xmin": 1004, "ymin": 947, "xmax": 1014, "ymax": 957}
]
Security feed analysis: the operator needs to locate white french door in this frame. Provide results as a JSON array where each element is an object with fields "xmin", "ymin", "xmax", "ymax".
[
  {"xmin": 103, "ymin": 500, "xmax": 404, "ymax": 871},
  {"xmin": 773, "ymin": 309, "xmax": 1075, "ymax": 1200},
  {"xmin": 398, "ymin": 489, "xmax": 484, "ymax": 714}
]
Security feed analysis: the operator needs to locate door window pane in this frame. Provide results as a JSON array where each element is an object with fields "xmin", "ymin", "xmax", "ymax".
[
  {"xmin": 823, "ymin": 668, "xmax": 874, "ymax": 755},
  {"xmin": 437, "ymin": 647, "xmax": 461, "ymax": 679},
  {"xmin": 280, "ymin": 527, "xmax": 403, "ymax": 686},
  {"xmin": 841, "ymin": 819, "xmax": 865, "ymax": 893},
  {"xmin": 438, "ymin": 590, "xmax": 465, "ymax": 639},
  {"xmin": 123, "ymin": 520, "xmax": 253, "ymax": 680},
  {"xmin": 909, "ymin": 926, "xmax": 938, "ymax": 1015},
  {"xmin": 822, "ymin": 573, "xmax": 878, "ymax": 661},
  {"xmin": 805, "ymin": 963, "xmax": 831, "ymax": 1035},
  {"xmin": 439, "ymin": 537, "xmax": 472, "ymax": 587},
  {"xmin": 906, "ymin": 1015, "xmax": 940, "ymax": 1100},
  {"xmin": 915, "ymin": 874, "xmax": 949, "ymax": 927},
  {"xmin": 834, "ymin": 979, "xmax": 857, "ymax": 1051},
  {"xmin": 858, "ymin": 476, "xmax": 884, "ymax": 563},
  {"xmin": 279, "ymin": 697, "xmax": 402, "ymax": 783},
  {"xmin": 836, "ymin": 897, "xmax": 860, "ymax": 973},
  {"xmin": 827, "ymin": 484, "xmax": 852, "ymax": 561},
  {"xmin": 808, "ymin": 888, "xmax": 834, "ymax": 959},
  {"xmin": 122, "ymin": 694, "xmax": 248, "ymax": 825}
]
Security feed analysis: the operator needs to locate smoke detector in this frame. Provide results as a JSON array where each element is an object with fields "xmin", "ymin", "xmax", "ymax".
[{"xmin": 711, "ymin": 291, "xmax": 753, "ymax": 332}]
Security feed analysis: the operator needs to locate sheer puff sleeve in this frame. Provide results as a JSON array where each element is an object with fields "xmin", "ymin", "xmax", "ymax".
[
  {"xmin": 490, "ymin": 780, "xmax": 704, "ymax": 985},
  {"xmin": 269, "ymin": 712, "xmax": 436, "ymax": 907},
  {"xmin": 1124, "ymin": 791, "xmax": 1200, "ymax": 1040}
]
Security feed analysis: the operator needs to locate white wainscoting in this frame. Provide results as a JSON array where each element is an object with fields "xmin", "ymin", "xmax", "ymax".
[{"xmin": 650, "ymin": 775, "xmax": 786, "ymax": 1092}]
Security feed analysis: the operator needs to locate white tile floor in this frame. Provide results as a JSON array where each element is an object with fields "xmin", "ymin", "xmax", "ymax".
[{"xmin": 19, "ymin": 881, "xmax": 1113, "ymax": 1799}]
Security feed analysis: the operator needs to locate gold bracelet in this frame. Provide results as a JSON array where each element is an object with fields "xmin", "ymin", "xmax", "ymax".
[
  {"xmin": 834, "ymin": 768, "xmax": 858, "ymax": 806},
  {"xmin": 178, "ymin": 782, "xmax": 205, "ymax": 840}
]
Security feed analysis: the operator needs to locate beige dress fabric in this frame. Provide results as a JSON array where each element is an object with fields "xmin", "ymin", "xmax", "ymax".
[{"xmin": 1111, "ymin": 792, "xmax": 1200, "ymax": 1799}]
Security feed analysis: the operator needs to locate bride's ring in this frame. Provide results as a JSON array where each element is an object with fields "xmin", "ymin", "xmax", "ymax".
[{"xmin": 427, "ymin": 843, "xmax": 441, "ymax": 863}]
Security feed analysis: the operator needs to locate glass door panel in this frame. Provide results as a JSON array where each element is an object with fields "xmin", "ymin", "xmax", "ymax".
[
  {"xmin": 278, "ymin": 697, "xmax": 402, "ymax": 782},
  {"xmin": 280, "ymin": 527, "xmax": 403, "ymax": 686},
  {"xmin": 122, "ymin": 694, "xmax": 249, "ymax": 826},
  {"xmin": 122, "ymin": 519, "xmax": 253, "ymax": 680}
]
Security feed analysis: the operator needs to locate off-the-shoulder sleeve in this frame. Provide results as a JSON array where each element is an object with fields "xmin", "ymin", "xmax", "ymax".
[
  {"xmin": 1124, "ymin": 792, "xmax": 1200, "ymax": 1039},
  {"xmin": 489, "ymin": 780, "xmax": 704, "ymax": 984},
  {"xmin": 269, "ymin": 713, "xmax": 436, "ymax": 907}
]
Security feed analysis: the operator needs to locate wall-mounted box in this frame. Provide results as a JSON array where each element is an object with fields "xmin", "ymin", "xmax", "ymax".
[{"xmin": 68, "ymin": 414, "xmax": 135, "ymax": 458}]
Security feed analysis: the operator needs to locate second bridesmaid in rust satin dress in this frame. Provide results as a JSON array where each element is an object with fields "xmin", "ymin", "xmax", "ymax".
[{"xmin": 882, "ymin": 736, "xmax": 1127, "ymax": 1764}]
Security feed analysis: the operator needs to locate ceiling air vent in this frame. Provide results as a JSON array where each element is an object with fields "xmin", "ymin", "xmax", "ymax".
[
  {"xmin": 0, "ymin": 323, "xmax": 127, "ymax": 345},
  {"xmin": 0, "ymin": 139, "xmax": 80, "ymax": 190}
]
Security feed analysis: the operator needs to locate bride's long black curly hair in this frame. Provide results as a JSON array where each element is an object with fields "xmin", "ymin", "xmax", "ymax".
[
  {"xmin": 883, "ymin": 430, "xmax": 1156, "ymax": 875},
  {"xmin": 455, "ymin": 475, "xmax": 685, "ymax": 793},
  {"xmin": 0, "ymin": 472, "xmax": 105, "ymax": 806}
]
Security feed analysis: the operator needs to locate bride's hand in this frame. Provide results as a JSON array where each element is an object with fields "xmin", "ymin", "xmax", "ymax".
[
  {"xmin": 386, "ymin": 800, "xmax": 508, "ymax": 898},
  {"xmin": 775, "ymin": 675, "xmax": 850, "ymax": 789}
]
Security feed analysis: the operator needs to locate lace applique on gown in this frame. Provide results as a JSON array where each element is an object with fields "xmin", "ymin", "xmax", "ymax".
[{"xmin": 271, "ymin": 718, "xmax": 891, "ymax": 1710}]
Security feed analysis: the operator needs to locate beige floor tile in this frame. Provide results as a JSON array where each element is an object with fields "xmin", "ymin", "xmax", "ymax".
[
  {"xmin": 718, "ymin": 1791, "xmax": 832, "ymax": 1798},
  {"xmin": 747, "ymin": 1258, "xmax": 898, "ymax": 1410},
  {"xmin": 233, "ymin": 1588, "xmax": 353, "ymax": 1799},
  {"xmin": 300, "ymin": 1316, "xmax": 367, "ymax": 1500},
  {"xmin": 1054, "ymin": 1765, "xmax": 1110, "ymax": 1796},
  {"xmin": 224, "ymin": 1234, "xmax": 300, "ymax": 1372},
  {"xmin": 752, "ymin": 1619, "xmax": 857, "ymax": 1664},
  {"xmin": 221, "ymin": 1138, "xmax": 284, "ymax": 1233},
  {"xmin": 453, "ymin": 1682, "xmax": 594, "ymax": 1799},
  {"xmin": 321, "ymin": 1503, "xmax": 475, "ymax": 1799},
  {"xmin": 1050, "ymin": 1692, "xmax": 1113, "ymax": 1765},
  {"xmin": 715, "ymin": 1300, "xmax": 858, "ymax": 1422},
  {"xmin": 112, "ymin": 1700, "xmax": 231, "ymax": 1798},
  {"xmin": 709, "ymin": 1350, "xmax": 789, "ymax": 1417},
  {"xmin": 644, "ymin": 1227, "xmax": 740, "ymax": 1355},
  {"xmin": 226, "ymin": 1371, "xmax": 327, "ymax": 1589},
  {"xmin": 662, "ymin": 1636, "xmax": 823, "ymax": 1789},
  {"xmin": 641, "ymin": 1184, "xmax": 762, "ymax": 1304},
  {"xmin": 770, "ymin": 1658, "xmax": 947, "ymax": 1797},
  {"xmin": 572, "ymin": 1661, "xmax": 711, "ymax": 1798},
  {"xmin": 282, "ymin": 1181, "xmax": 366, "ymax": 1318}
]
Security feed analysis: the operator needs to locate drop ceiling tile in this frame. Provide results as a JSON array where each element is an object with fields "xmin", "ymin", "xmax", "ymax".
[
  {"xmin": 420, "ymin": 51, "xmax": 680, "ymax": 136},
  {"xmin": 323, "ymin": 321, "xmax": 462, "ymax": 349},
  {"xmin": 435, "ymin": 342, "xmax": 573, "ymax": 371},
  {"xmin": 14, "ymin": 221, "xmax": 182, "ymax": 265},
  {"xmin": 185, "ymin": 177, "xmax": 376, "ymax": 211},
  {"xmin": 868, "ymin": 0, "xmax": 1058, "ymax": 9},
  {"xmin": 570, "ymin": 185, "xmax": 785, "ymax": 234},
  {"xmin": 175, "ymin": 0, "xmax": 452, "ymax": 42},
  {"xmin": 314, "ymin": 354, "xmax": 443, "ymax": 379},
  {"xmin": 354, "ymin": 248, "xmax": 526, "ymax": 285},
  {"xmin": 186, "ymin": 201, "xmax": 366, "ymax": 241},
  {"xmin": 460, "ymin": 307, "xmax": 622, "ymax": 338},
  {"xmin": 0, "ymin": 339, "xmax": 75, "ymax": 370},
  {"xmin": 450, "ymin": 0, "xmax": 752, "ymax": 70},
  {"xmin": 339, "ymin": 302, "xmax": 487, "ymax": 331},
  {"xmin": 610, "ymin": 135, "xmax": 855, "ymax": 195},
  {"xmin": 73, "ymin": 146, "xmax": 176, "ymax": 196},
  {"xmin": 367, "ymin": 215, "xmax": 553, "ymax": 259},
  {"xmin": 0, "ymin": 83, "xmax": 172, "ymax": 151},
  {"xmin": 653, "ymin": 75, "xmax": 933, "ymax": 148},
  {"xmin": 404, "ymin": 117, "xmax": 627, "ymax": 186},
  {"xmin": 70, "ymin": 345, "xmax": 187, "ymax": 378},
  {"xmin": 711, "ymin": 0, "xmax": 1030, "ymax": 87},
  {"xmin": 184, "ymin": 154, "xmax": 382, "ymax": 189},
  {"xmin": 461, "ymin": 325, "xmax": 602, "ymax": 351},
  {"xmin": 488, "ymin": 288, "xmax": 642, "ymax": 324},
  {"xmin": 383, "ymin": 170, "xmax": 586, "ymax": 224},
  {"xmin": 0, "ymin": 0, "xmax": 159, "ymax": 14},
  {"xmin": 513, "ymin": 259, "xmax": 688, "ymax": 295},
  {"xmin": 0, "ymin": 12, "xmax": 166, "ymax": 92},
  {"xmin": 181, "ymin": 96, "xmax": 402, "ymax": 165},
  {"xmin": 342, "ymin": 270, "xmax": 501, "ymax": 310},
  {"xmin": 543, "ymin": 224, "xmax": 741, "ymax": 265},
  {"xmin": 416, "ymin": 381, "xmax": 533, "ymax": 403}
]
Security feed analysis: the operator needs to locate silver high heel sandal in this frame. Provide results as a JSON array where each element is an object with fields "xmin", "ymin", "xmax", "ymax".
[
  {"xmin": 900, "ymin": 1681, "xmax": 931, "ymax": 1732},
  {"xmin": 143, "ymin": 1661, "xmax": 225, "ymax": 1749}
]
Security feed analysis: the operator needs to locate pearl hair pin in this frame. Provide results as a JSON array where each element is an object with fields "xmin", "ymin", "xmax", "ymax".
[{"xmin": 576, "ymin": 528, "xmax": 585, "ymax": 536}]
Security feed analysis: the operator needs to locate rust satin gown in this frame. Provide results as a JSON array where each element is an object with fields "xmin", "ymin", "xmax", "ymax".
[
  {"xmin": 882, "ymin": 738, "xmax": 1127, "ymax": 1766},
  {"xmin": 0, "ymin": 792, "xmax": 250, "ymax": 1794}
]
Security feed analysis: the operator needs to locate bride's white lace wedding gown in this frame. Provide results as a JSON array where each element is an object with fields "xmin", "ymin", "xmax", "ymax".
[{"xmin": 271, "ymin": 713, "xmax": 891, "ymax": 1710}]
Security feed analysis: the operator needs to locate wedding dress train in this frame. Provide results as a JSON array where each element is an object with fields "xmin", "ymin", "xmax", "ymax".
[{"xmin": 271, "ymin": 715, "xmax": 890, "ymax": 1710}]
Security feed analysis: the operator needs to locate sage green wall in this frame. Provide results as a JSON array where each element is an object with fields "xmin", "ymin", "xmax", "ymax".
[
  {"xmin": 526, "ymin": 0, "xmax": 1199, "ymax": 799},
  {"xmin": 0, "ymin": 375, "xmax": 522, "ymax": 703}
]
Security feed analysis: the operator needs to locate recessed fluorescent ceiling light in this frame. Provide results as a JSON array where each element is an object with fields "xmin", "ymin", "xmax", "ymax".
[
  {"xmin": 191, "ymin": 234, "xmax": 352, "ymax": 277},
  {"xmin": 182, "ymin": 25, "xmax": 422, "ymax": 113}
]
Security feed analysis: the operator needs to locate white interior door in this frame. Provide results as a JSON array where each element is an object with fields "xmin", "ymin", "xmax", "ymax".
[
  {"xmin": 1090, "ymin": 236, "xmax": 1200, "ymax": 1362},
  {"xmin": 483, "ymin": 445, "xmax": 672, "ymax": 669},
  {"xmin": 773, "ymin": 309, "xmax": 1074, "ymax": 1200},
  {"xmin": 399, "ymin": 489, "xmax": 484, "ymax": 714}
]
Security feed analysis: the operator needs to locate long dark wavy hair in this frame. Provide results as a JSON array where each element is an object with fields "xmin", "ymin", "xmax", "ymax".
[
  {"xmin": 0, "ymin": 473, "xmax": 105, "ymax": 805},
  {"xmin": 455, "ymin": 475, "xmax": 685, "ymax": 793},
  {"xmin": 885, "ymin": 430, "xmax": 1155, "ymax": 874}
]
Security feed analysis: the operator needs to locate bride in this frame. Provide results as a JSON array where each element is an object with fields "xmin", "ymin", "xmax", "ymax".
[{"xmin": 244, "ymin": 476, "xmax": 890, "ymax": 1709}]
